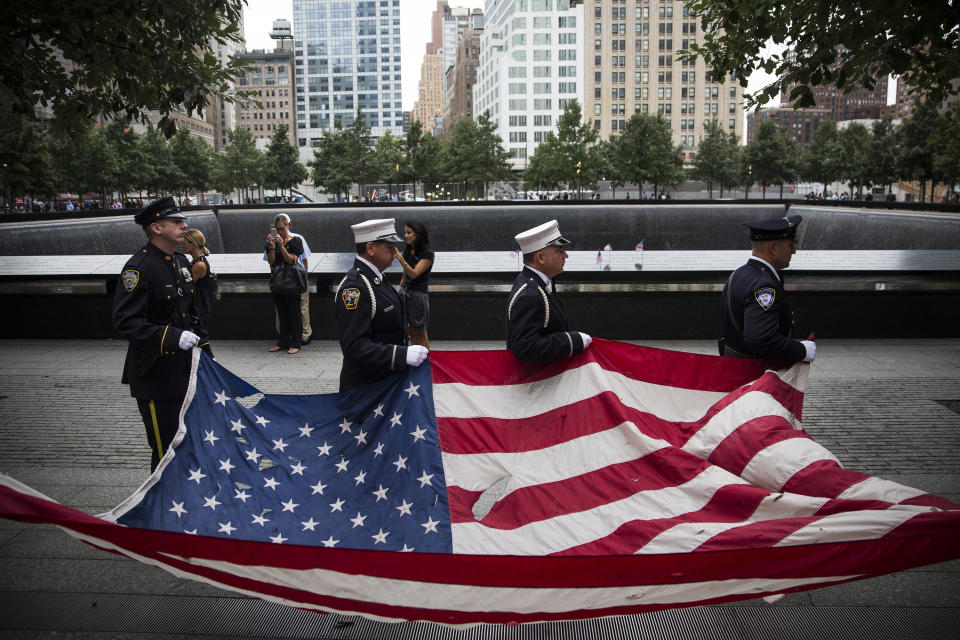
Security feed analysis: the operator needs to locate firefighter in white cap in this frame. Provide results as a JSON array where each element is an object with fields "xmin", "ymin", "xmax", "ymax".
[
  {"xmin": 335, "ymin": 218, "xmax": 429, "ymax": 391},
  {"xmin": 506, "ymin": 219, "xmax": 591, "ymax": 362}
]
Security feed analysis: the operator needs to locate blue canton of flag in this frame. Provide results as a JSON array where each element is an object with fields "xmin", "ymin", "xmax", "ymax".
[{"xmin": 113, "ymin": 353, "xmax": 451, "ymax": 552}]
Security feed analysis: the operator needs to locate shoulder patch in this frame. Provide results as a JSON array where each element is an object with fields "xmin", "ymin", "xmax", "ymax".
[
  {"xmin": 341, "ymin": 287, "xmax": 360, "ymax": 310},
  {"xmin": 121, "ymin": 270, "xmax": 140, "ymax": 293},
  {"xmin": 754, "ymin": 287, "xmax": 776, "ymax": 310}
]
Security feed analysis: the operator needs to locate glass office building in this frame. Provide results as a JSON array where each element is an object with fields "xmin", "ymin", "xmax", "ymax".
[{"xmin": 293, "ymin": 0, "xmax": 404, "ymax": 146}]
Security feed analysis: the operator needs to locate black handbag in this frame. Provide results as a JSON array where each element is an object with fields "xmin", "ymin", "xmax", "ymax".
[{"xmin": 269, "ymin": 261, "xmax": 307, "ymax": 295}]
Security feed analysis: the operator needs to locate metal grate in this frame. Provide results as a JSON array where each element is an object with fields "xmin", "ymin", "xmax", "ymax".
[
  {"xmin": 2, "ymin": 591, "xmax": 960, "ymax": 640},
  {"xmin": 936, "ymin": 399, "xmax": 960, "ymax": 415}
]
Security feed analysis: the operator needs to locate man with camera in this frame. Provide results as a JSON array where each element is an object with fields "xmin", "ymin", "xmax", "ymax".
[{"xmin": 112, "ymin": 197, "xmax": 204, "ymax": 471}]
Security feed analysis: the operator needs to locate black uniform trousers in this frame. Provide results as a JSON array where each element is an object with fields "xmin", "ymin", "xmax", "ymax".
[{"xmin": 136, "ymin": 398, "xmax": 181, "ymax": 471}]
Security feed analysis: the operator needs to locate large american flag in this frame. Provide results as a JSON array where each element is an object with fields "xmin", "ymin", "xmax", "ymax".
[{"xmin": 2, "ymin": 341, "xmax": 959, "ymax": 626}]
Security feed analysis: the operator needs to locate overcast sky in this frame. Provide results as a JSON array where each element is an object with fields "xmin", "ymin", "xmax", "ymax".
[{"xmin": 242, "ymin": 1, "xmax": 792, "ymax": 112}]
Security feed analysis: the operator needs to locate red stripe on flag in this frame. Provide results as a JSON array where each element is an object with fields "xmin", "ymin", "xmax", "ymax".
[
  {"xmin": 781, "ymin": 460, "xmax": 871, "ymax": 499},
  {"xmin": 553, "ymin": 483, "xmax": 772, "ymax": 556},
  {"xmin": 431, "ymin": 339, "xmax": 794, "ymax": 392},
  {"xmin": 437, "ymin": 374, "xmax": 804, "ymax": 456},
  {"xmin": 708, "ymin": 416, "xmax": 813, "ymax": 476},
  {"xmin": 448, "ymin": 449, "xmax": 713, "ymax": 528}
]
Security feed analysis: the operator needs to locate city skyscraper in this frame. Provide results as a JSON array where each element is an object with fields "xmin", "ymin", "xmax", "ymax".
[
  {"xmin": 582, "ymin": 0, "xmax": 743, "ymax": 157},
  {"xmin": 235, "ymin": 21, "xmax": 297, "ymax": 150},
  {"xmin": 780, "ymin": 46, "xmax": 888, "ymax": 122},
  {"xmin": 292, "ymin": 0, "xmax": 404, "ymax": 148},
  {"xmin": 475, "ymin": 0, "xmax": 585, "ymax": 170}
]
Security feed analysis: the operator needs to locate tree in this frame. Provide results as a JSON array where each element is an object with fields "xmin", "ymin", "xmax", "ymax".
[
  {"xmin": 691, "ymin": 119, "xmax": 740, "ymax": 198},
  {"xmin": 869, "ymin": 117, "xmax": 901, "ymax": 195},
  {"xmin": 216, "ymin": 126, "xmax": 263, "ymax": 203},
  {"xmin": 549, "ymin": 101, "xmax": 605, "ymax": 198},
  {"xmin": 524, "ymin": 132, "xmax": 564, "ymax": 193},
  {"xmin": 617, "ymin": 113, "xmax": 684, "ymax": 198},
  {"xmin": 837, "ymin": 122, "xmax": 873, "ymax": 197},
  {"xmin": 309, "ymin": 125, "xmax": 354, "ymax": 201},
  {"xmin": 0, "ymin": 115, "xmax": 55, "ymax": 210},
  {"xmin": 898, "ymin": 100, "xmax": 940, "ymax": 202},
  {"xmin": 932, "ymin": 103, "xmax": 960, "ymax": 202},
  {"xmin": 468, "ymin": 111, "xmax": 512, "ymax": 198},
  {"xmin": 747, "ymin": 120, "xmax": 798, "ymax": 199},
  {"xmin": 49, "ymin": 124, "xmax": 118, "ymax": 205},
  {"xmin": 262, "ymin": 124, "xmax": 307, "ymax": 199},
  {"xmin": 402, "ymin": 120, "xmax": 426, "ymax": 197},
  {"xmin": 443, "ymin": 116, "xmax": 482, "ymax": 197},
  {"xmin": 593, "ymin": 138, "xmax": 619, "ymax": 198},
  {"xmin": 1, "ymin": 1, "xmax": 248, "ymax": 136},
  {"xmin": 413, "ymin": 133, "xmax": 446, "ymax": 198},
  {"xmin": 103, "ymin": 120, "xmax": 148, "ymax": 205},
  {"xmin": 169, "ymin": 128, "xmax": 213, "ymax": 200},
  {"xmin": 802, "ymin": 120, "xmax": 843, "ymax": 196},
  {"xmin": 685, "ymin": 1, "xmax": 960, "ymax": 111},
  {"xmin": 137, "ymin": 125, "xmax": 179, "ymax": 198},
  {"xmin": 368, "ymin": 130, "xmax": 404, "ymax": 198},
  {"xmin": 343, "ymin": 108, "xmax": 375, "ymax": 199}
]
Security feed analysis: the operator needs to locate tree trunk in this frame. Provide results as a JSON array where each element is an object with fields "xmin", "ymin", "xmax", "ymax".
[{"xmin": 708, "ymin": 182, "xmax": 713, "ymax": 199}]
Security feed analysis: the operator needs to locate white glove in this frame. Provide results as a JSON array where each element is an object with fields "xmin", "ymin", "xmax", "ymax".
[
  {"xmin": 179, "ymin": 330, "xmax": 200, "ymax": 350},
  {"xmin": 800, "ymin": 340, "xmax": 816, "ymax": 362},
  {"xmin": 579, "ymin": 333, "xmax": 592, "ymax": 350},
  {"xmin": 406, "ymin": 345, "xmax": 429, "ymax": 366}
]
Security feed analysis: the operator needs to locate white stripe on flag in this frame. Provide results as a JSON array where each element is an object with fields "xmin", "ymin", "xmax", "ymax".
[
  {"xmin": 775, "ymin": 505, "xmax": 935, "ymax": 547},
  {"xmin": 442, "ymin": 422, "xmax": 670, "ymax": 492},
  {"xmin": 451, "ymin": 466, "xmax": 750, "ymax": 555},
  {"xmin": 434, "ymin": 362, "xmax": 727, "ymax": 422},
  {"xmin": 838, "ymin": 476, "xmax": 928, "ymax": 504},
  {"xmin": 56, "ymin": 524, "xmax": 862, "ymax": 626},
  {"xmin": 681, "ymin": 390, "xmax": 799, "ymax": 458},
  {"xmin": 639, "ymin": 491, "xmax": 832, "ymax": 554},
  {"xmin": 182, "ymin": 553, "xmax": 860, "ymax": 616},
  {"xmin": 739, "ymin": 438, "xmax": 840, "ymax": 491}
]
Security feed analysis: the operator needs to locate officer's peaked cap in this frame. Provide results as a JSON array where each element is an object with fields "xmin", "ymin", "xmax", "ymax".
[
  {"xmin": 515, "ymin": 219, "xmax": 571, "ymax": 254},
  {"xmin": 352, "ymin": 218, "xmax": 402, "ymax": 244},
  {"xmin": 134, "ymin": 196, "xmax": 186, "ymax": 226},
  {"xmin": 744, "ymin": 214, "xmax": 802, "ymax": 241}
]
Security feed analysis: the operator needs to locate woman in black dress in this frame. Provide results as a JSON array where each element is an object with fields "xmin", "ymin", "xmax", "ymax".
[
  {"xmin": 393, "ymin": 220, "xmax": 434, "ymax": 348},
  {"xmin": 182, "ymin": 229, "xmax": 216, "ymax": 357},
  {"xmin": 266, "ymin": 217, "xmax": 304, "ymax": 354}
]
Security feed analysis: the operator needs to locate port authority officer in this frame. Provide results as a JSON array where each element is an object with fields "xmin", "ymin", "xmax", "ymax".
[
  {"xmin": 113, "ymin": 197, "xmax": 205, "ymax": 471},
  {"xmin": 506, "ymin": 219, "xmax": 592, "ymax": 362},
  {"xmin": 335, "ymin": 219, "xmax": 428, "ymax": 391},
  {"xmin": 720, "ymin": 214, "xmax": 816, "ymax": 362}
]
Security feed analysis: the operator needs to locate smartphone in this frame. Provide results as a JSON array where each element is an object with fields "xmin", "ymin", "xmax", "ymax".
[{"xmin": 269, "ymin": 227, "xmax": 278, "ymax": 237}]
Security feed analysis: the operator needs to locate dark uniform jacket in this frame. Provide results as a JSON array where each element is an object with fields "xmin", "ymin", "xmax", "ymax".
[
  {"xmin": 335, "ymin": 258, "xmax": 409, "ymax": 391},
  {"xmin": 721, "ymin": 258, "xmax": 806, "ymax": 361},
  {"xmin": 506, "ymin": 266, "xmax": 585, "ymax": 362},
  {"xmin": 113, "ymin": 243, "xmax": 202, "ymax": 399}
]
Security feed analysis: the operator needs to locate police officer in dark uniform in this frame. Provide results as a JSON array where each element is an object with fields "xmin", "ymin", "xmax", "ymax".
[
  {"xmin": 113, "ymin": 197, "xmax": 205, "ymax": 470},
  {"xmin": 335, "ymin": 219, "xmax": 428, "ymax": 391},
  {"xmin": 506, "ymin": 220, "xmax": 592, "ymax": 362},
  {"xmin": 720, "ymin": 214, "xmax": 816, "ymax": 362}
]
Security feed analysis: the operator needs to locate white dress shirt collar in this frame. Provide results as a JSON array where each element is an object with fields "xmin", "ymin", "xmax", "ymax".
[{"xmin": 356, "ymin": 255, "xmax": 383, "ymax": 280}]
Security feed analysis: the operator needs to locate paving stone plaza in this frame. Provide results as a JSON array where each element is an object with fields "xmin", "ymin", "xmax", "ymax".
[{"xmin": 0, "ymin": 338, "xmax": 958, "ymax": 639}]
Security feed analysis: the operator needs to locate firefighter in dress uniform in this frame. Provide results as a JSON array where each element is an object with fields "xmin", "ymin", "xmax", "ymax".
[
  {"xmin": 335, "ymin": 218, "xmax": 429, "ymax": 391},
  {"xmin": 113, "ymin": 197, "xmax": 206, "ymax": 471},
  {"xmin": 720, "ymin": 214, "xmax": 816, "ymax": 362},
  {"xmin": 506, "ymin": 219, "xmax": 592, "ymax": 362}
]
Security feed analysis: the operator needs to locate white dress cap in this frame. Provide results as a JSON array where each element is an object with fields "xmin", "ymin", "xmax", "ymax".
[
  {"xmin": 514, "ymin": 219, "xmax": 571, "ymax": 254},
  {"xmin": 351, "ymin": 218, "xmax": 402, "ymax": 244}
]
